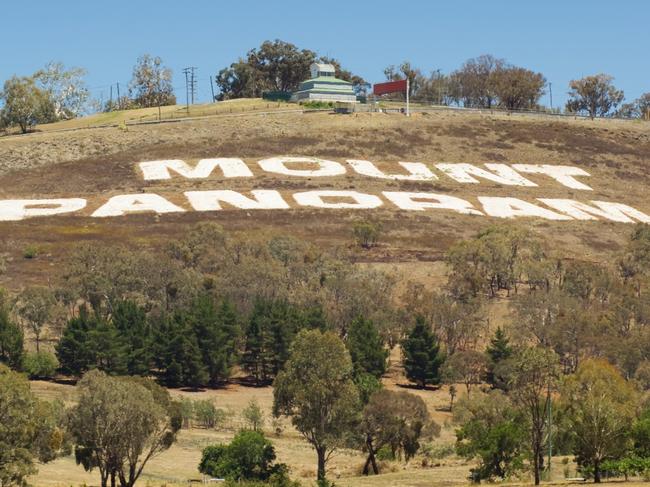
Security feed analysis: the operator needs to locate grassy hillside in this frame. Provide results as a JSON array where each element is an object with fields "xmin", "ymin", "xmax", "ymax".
[
  {"xmin": 1, "ymin": 107, "xmax": 648, "ymax": 290},
  {"xmin": 3, "ymin": 99, "xmax": 296, "ymax": 134},
  {"xmin": 2, "ymin": 107, "xmax": 650, "ymax": 486}
]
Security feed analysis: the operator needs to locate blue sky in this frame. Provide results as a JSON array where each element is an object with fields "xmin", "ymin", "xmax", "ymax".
[{"xmin": 2, "ymin": 0, "xmax": 648, "ymax": 108}]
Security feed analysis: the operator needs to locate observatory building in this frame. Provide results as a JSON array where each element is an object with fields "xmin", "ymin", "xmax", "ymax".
[{"xmin": 292, "ymin": 63, "xmax": 357, "ymax": 103}]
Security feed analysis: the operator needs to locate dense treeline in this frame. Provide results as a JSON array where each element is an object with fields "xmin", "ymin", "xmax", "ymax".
[
  {"xmin": 3, "ymin": 223, "xmax": 650, "ymax": 484},
  {"xmin": 2, "ymin": 222, "xmax": 650, "ymax": 388},
  {"xmin": 3, "ymin": 39, "xmax": 650, "ymax": 134},
  {"xmin": 0, "ymin": 222, "xmax": 398, "ymax": 387},
  {"xmin": 382, "ymin": 56, "xmax": 650, "ymax": 118}
]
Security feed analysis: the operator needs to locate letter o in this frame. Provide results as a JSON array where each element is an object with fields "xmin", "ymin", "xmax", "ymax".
[
  {"xmin": 293, "ymin": 190, "xmax": 383, "ymax": 209},
  {"xmin": 258, "ymin": 157, "xmax": 346, "ymax": 177}
]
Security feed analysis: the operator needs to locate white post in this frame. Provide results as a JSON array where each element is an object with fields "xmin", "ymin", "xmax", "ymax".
[{"xmin": 406, "ymin": 78, "xmax": 410, "ymax": 117}]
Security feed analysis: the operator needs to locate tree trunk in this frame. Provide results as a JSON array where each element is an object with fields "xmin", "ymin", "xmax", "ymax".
[
  {"xmin": 317, "ymin": 446, "xmax": 326, "ymax": 483},
  {"xmin": 594, "ymin": 460, "xmax": 601, "ymax": 483},
  {"xmin": 369, "ymin": 449, "xmax": 379, "ymax": 475},
  {"xmin": 110, "ymin": 471, "xmax": 116, "ymax": 487},
  {"xmin": 100, "ymin": 468, "xmax": 108, "ymax": 487},
  {"xmin": 533, "ymin": 451, "xmax": 540, "ymax": 485},
  {"xmin": 362, "ymin": 455, "xmax": 371, "ymax": 475}
]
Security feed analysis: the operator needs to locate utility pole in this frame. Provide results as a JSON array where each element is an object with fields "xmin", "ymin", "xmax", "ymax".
[
  {"xmin": 183, "ymin": 68, "xmax": 190, "ymax": 111},
  {"xmin": 406, "ymin": 78, "xmax": 410, "ymax": 117},
  {"xmin": 209, "ymin": 75, "xmax": 215, "ymax": 102},
  {"xmin": 183, "ymin": 67, "xmax": 198, "ymax": 110},
  {"xmin": 116, "ymin": 82, "xmax": 121, "ymax": 109},
  {"xmin": 549, "ymin": 82, "xmax": 553, "ymax": 111},
  {"xmin": 190, "ymin": 67, "xmax": 196, "ymax": 104},
  {"xmin": 109, "ymin": 85, "xmax": 113, "ymax": 110}
]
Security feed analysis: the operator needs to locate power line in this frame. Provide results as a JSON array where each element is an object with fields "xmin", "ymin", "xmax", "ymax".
[{"xmin": 182, "ymin": 67, "xmax": 198, "ymax": 108}]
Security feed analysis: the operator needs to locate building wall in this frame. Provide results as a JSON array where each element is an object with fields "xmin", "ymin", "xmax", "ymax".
[{"xmin": 293, "ymin": 92, "xmax": 357, "ymax": 103}]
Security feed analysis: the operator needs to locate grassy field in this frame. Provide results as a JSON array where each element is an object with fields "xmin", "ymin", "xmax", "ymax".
[
  {"xmin": 27, "ymin": 350, "xmax": 638, "ymax": 486},
  {"xmin": 2, "ymin": 99, "xmax": 297, "ymax": 134},
  {"xmin": 28, "ymin": 347, "xmax": 473, "ymax": 487}
]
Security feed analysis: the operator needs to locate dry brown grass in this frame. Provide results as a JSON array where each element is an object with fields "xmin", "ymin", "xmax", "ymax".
[
  {"xmin": 4, "ymin": 105, "xmax": 650, "ymax": 486},
  {"xmin": 29, "ymin": 357, "xmax": 473, "ymax": 487},
  {"xmin": 1, "ymin": 108, "xmax": 649, "ymax": 293},
  {"xmin": 29, "ymin": 363, "xmax": 645, "ymax": 486}
]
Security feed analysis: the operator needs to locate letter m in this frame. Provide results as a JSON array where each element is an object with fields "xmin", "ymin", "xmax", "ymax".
[
  {"xmin": 139, "ymin": 158, "xmax": 253, "ymax": 181},
  {"xmin": 539, "ymin": 199, "xmax": 650, "ymax": 223}
]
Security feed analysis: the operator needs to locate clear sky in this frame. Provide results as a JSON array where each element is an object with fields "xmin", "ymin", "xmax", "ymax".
[{"xmin": 1, "ymin": 0, "xmax": 648, "ymax": 108}]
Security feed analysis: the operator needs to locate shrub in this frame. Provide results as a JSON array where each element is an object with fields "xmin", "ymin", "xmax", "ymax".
[
  {"xmin": 23, "ymin": 245, "xmax": 39, "ymax": 259},
  {"xmin": 194, "ymin": 399, "xmax": 226, "ymax": 429},
  {"xmin": 301, "ymin": 101, "xmax": 334, "ymax": 110},
  {"xmin": 420, "ymin": 442, "xmax": 455, "ymax": 461},
  {"xmin": 376, "ymin": 445, "xmax": 395, "ymax": 461},
  {"xmin": 222, "ymin": 475, "xmax": 300, "ymax": 487},
  {"xmin": 352, "ymin": 220, "xmax": 382, "ymax": 249},
  {"xmin": 199, "ymin": 430, "xmax": 289, "ymax": 482},
  {"xmin": 242, "ymin": 399, "xmax": 264, "ymax": 431},
  {"xmin": 179, "ymin": 397, "xmax": 194, "ymax": 428},
  {"xmin": 22, "ymin": 351, "xmax": 58, "ymax": 379}
]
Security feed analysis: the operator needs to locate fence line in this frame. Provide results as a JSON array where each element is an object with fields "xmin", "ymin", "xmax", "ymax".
[
  {"xmin": 370, "ymin": 101, "xmax": 648, "ymax": 123},
  {"xmin": 2, "ymin": 99, "xmax": 647, "ymax": 141}
]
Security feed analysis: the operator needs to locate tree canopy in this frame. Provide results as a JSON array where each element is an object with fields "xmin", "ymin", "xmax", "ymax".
[
  {"xmin": 401, "ymin": 316, "xmax": 444, "ymax": 388},
  {"xmin": 562, "ymin": 359, "xmax": 638, "ymax": 483},
  {"xmin": 273, "ymin": 329, "xmax": 359, "ymax": 482},
  {"xmin": 0, "ymin": 364, "xmax": 64, "ymax": 486},
  {"xmin": 128, "ymin": 54, "xmax": 176, "ymax": 108},
  {"xmin": 216, "ymin": 39, "xmax": 364, "ymax": 100},
  {"xmin": 67, "ymin": 370, "xmax": 181, "ymax": 487},
  {"xmin": 566, "ymin": 74, "xmax": 625, "ymax": 118},
  {"xmin": 0, "ymin": 76, "xmax": 55, "ymax": 133}
]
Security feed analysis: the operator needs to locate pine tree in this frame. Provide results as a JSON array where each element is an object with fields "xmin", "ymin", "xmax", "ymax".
[
  {"xmin": 57, "ymin": 309, "xmax": 129, "ymax": 376},
  {"xmin": 242, "ymin": 301, "xmax": 275, "ymax": 385},
  {"xmin": 485, "ymin": 327, "xmax": 513, "ymax": 388},
  {"xmin": 242, "ymin": 300, "xmax": 328, "ymax": 386},
  {"xmin": 87, "ymin": 319, "xmax": 128, "ymax": 375},
  {"xmin": 401, "ymin": 316, "xmax": 443, "ymax": 388},
  {"xmin": 112, "ymin": 300, "xmax": 151, "ymax": 376},
  {"xmin": 155, "ymin": 312, "xmax": 208, "ymax": 388},
  {"xmin": 347, "ymin": 316, "xmax": 388, "ymax": 379},
  {"xmin": 190, "ymin": 295, "xmax": 239, "ymax": 386},
  {"xmin": 243, "ymin": 299, "xmax": 326, "ymax": 385},
  {"xmin": 302, "ymin": 304, "xmax": 329, "ymax": 332},
  {"xmin": 265, "ymin": 301, "xmax": 301, "ymax": 376},
  {"xmin": 242, "ymin": 307, "xmax": 265, "ymax": 385},
  {"xmin": 218, "ymin": 299, "xmax": 240, "ymax": 358},
  {"xmin": 56, "ymin": 309, "xmax": 98, "ymax": 376}
]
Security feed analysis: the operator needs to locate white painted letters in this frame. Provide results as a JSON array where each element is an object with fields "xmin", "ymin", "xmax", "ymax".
[
  {"xmin": 478, "ymin": 197, "xmax": 572, "ymax": 220},
  {"xmin": 347, "ymin": 160, "xmax": 438, "ymax": 181},
  {"xmin": 258, "ymin": 157, "xmax": 346, "ymax": 177},
  {"xmin": 92, "ymin": 194, "xmax": 185, "ymax": 217},
  {"xmin": 513, "ymin": 164, "xmax": 592, "ymax": 190},
  {"xmin": 185, "ymin": 190, "xmax": 290, "ymax": 211},
  {"xmin": 139, "ymin": 158, "xmax": 253, "ymax": 180},
  {"xmin": 293, "ymin": 190, "xmax": 383, "ymax": 209},
  {"xmin": 383, "ymin": 192, "xmax": 482, "ymax": 215},
  {"xmin": 435, "ymin": 163, "xmax": 537, "ymax": 186},
  {"xmin": 0, "ymin": 198, "xmax": 87, "ymax": 222},
  {"xmin": 539, "ymin": 199, "xmax": 650, "ymax": 223}
]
